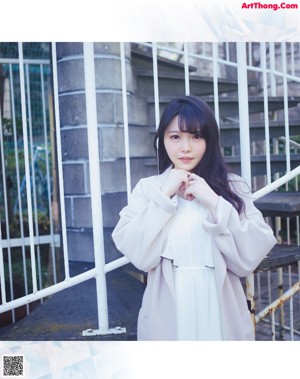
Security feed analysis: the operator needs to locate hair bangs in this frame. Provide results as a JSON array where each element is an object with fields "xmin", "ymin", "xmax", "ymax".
[{"xmin": 177, "ymin": 105, "xmax": 205, "ymax": 137}]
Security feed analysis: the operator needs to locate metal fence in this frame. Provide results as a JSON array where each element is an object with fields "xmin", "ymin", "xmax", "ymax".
[
  {"xmin": 0, "ymin": 43, "xmax": 61, "ymax": 324},
  {"xmin": 0, "ymin": 42, "xmax": 299, "ymax": 340}
]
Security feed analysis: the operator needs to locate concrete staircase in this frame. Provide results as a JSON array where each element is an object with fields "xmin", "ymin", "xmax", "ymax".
[
  {"xmin": 101, "ymin": 45, "xmax": 300, "ymax": 186},
  {"xmin": 104, "ymin": 43, "xmax": 300, "ymax": 228}
]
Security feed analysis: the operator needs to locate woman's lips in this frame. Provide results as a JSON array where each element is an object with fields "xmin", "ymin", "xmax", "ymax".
[{"xmin": 179, "ymin": 157, "xmax": 193, "ymax": 163}]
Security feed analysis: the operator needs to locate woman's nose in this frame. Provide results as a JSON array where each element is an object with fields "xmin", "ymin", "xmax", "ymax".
[{"xmin": 181, "ymin": 137, "xmax": 191, "ymax": 152}]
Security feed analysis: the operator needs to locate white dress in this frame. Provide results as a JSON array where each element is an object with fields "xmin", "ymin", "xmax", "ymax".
[{"xmin": 168, "ymin": 196, "xmax": 223, "ymax": 341}]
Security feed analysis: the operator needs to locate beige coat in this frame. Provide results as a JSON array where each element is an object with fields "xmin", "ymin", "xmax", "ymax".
[{"xmin": 112, "ymin": 168, "xmax": 277, "ymax": 340}]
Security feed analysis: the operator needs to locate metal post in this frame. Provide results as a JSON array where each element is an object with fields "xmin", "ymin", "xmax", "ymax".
[
  {"xmin": 281, "ymin": 42, "xmax": 291, "ymax": 173},
  {"xmin": 184, "ymin": 43, "xmax": 190, "ymax": 96},
  {"xmin": 18, "ymin": 42, "xmax": 38, "ymax": 294},
  {"xmin": 120, "ymin": 42, "xmax": 132, "ymax": 201},
  {"xmin": 25, "ymin": 63, "xmax": 43, "ymax": 294},
  {"xmin": 40, "ymin": 63, "xmax": 57, "ymax": 283},
  {"xmin": 10, "ymin": 63, "xmax": 29, "ymax": 314},
  {"xmin": 212, "ymin": 43, "xmax": 220, "ymax": 127},
  {"xmin": 81, "ymin": 42, "xmax": 125, "ymax": 336},
  {"xmin": 51, "ymin": 43, "xmax": 70, "ymax": 280},
  {"xmin": 236, "ymin": 42, "xmax": 251, "ymax": 186},
  {"xmin": 236, "ymin": 42, "xmax": 255, "ymax": 336},
  {"xmin": 152, "ymin": 42, "xmax": 160, "ymax": 131},
  {"xmin": 260, "ymin": 42, "xmax": 272, "ymax": 185}
]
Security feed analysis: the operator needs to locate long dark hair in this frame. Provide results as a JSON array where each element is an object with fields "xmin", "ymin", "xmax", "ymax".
[{"xmin": 154, "ymin": 96, "xmax": 245, "ymax": 214}]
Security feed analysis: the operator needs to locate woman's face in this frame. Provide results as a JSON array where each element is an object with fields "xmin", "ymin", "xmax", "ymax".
[{"xmin": 163, "ymin": 115, "xmax": 207, "ymax": 172}]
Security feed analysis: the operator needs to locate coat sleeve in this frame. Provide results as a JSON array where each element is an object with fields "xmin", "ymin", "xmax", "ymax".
[
  {"xmin": 112, "ymin": 177, "xmax": 177, "ymax": 272},
  {"xmin": 203, "ymin": 179, "xmax": 277, "ymax": 278}
]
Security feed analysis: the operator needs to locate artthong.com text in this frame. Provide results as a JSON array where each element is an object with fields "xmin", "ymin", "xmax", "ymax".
[{"xmin": 241, "ymin": 2, "xmax": 298, "ymax": 10}]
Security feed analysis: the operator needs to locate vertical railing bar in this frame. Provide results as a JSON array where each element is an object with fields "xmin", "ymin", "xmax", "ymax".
[
  {"xmin": 248, "ymin": 42, "xmax": 252, "ymax": 66},
  {"xmin": 120, "ymin": 43, "xmax": 132, "ymax": 201},
  {"xmin": 11, "ymin": 63, "xmax": 25, "ymax": 221},
  {"xmin": 10, "ymin": 63, "xmax": 30, "ymax": 314},
  {"xmin": 237, "ymin": 42, "xmax": 252, "ymax": 186},
  {"xmin": 225, "ymin": 42, "xmax": 230, "ymax": 61},
  {"xmin": 18, "ymin": 42, "xmax": 38, "ymax": 294},
  {"xmin": 83, "ymin": 42, "xmax": 109, "ymax": 333},
  {"xmin": 183, "ymin": 43, "xmax": 190, "ymax": 96},
  {"xmin": 281, "ymin": 42, "xmax": 291, "ymax": 173},
  {"xmin": 296, "ymin": 174, "xmax": 300, "ymax": 309},
  {"xmin": 51, "ymin": 42, "xmax": 70, "ymax": 279},
  {"xmin": 212, "ymin": 43, "xmax": 220, "ymax": 128},
  {"xmin": 286, "ymin": 206, "xmax": 294, "ymax": 340},
  {"xmin": 260, "ymin": 43, "xmax": 272, "ymax": 185},
  {"xmin": 0, "ymin": 220, "xmax": 7, "ymax": 304},
  {"xmin": 252, "ymin": 144, "xmax": 257, "ymax": 191},
  {"xmin": 288, "ymin": 265, "xmax": 294, "ymax": 340},
  {"xmin": 256, "ymin": 272, "xmax": 262, "ymax": 310},
  {"xmin": 267, "ymin": 271, "xmax": 276, "ymax": 340},
  {"xmin": 40, "ymin": 62, "xmax": 57, "ymax": 284},
  {"xmin": 237, "ymin": 42, "xmax": 255, "ymax": 335},
  {"xmin": 272, "ymin": 51, "xmax": 282, "ymax": 342},
  {"xmin": 277, "ymin": 267, "xmax": 285, "ymax": 340},
  {"xmin": 291, "ymin": 43, "xmax": 295, "ymax": 76},
  {"xmin": 269, "ymin": 43, "xmax": 276, "ymax": 96},
  {"xmin": 25, "ymin": 63, "xmax": 43, "ymax": 295},
  {"xmin": 0, "ymin": 106, "xmax": 8, "ymax": 307},
  {"xmin": 0, "ymin": 78, "xmax": 16, "ymax": 322},
  {"xmin": 152, "ymin": 42, "xmax": 160, "ymax": 131}
]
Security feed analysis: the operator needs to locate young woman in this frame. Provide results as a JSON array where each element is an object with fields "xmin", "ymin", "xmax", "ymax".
[{"xmin": 112, "ymin": 95, "xmax": 277, "ymax": 341}]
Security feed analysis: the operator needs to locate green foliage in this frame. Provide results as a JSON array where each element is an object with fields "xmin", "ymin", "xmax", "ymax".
[{"xmin": 1, "ymin": 211, "xmax": 51, "ymax": 239}]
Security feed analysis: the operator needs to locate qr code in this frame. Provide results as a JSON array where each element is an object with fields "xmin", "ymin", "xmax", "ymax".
[{"xmin": 2, "ymin": 355, "xmax": 24, "ymax": 378}]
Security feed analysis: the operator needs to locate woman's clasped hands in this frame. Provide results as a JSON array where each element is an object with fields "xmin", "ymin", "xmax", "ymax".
[{"xmin": 160, "ymin": 168, "xmax": 219, "ymax": 213}]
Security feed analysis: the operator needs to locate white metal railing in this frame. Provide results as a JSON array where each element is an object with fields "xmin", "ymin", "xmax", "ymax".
[
  {"xmin": 0, "ymin": 43, "xmax": 60, "ymax": 322},
  {"xmin": 254, "ymin": 137, "xmax": 300, "ymax": 340},
  {"xmin": 1, "ymin": 42, "xmax": 300, "ymax": 340},
  {"xmin": 0, "ymin": 44, "xmax": 60, "ymax": 321}
]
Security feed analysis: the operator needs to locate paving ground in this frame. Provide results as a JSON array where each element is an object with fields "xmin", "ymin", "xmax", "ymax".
[{"xmin": 0, "ymin": 262, "xmax": 145, "ymax": 341}]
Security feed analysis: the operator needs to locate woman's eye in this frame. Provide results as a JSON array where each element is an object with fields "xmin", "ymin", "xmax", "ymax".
[
  {"xmin": 193, "ymin": 134, "xmax": 202, "ymax": 139},
  {"xmin": 170, "ymin": 135, "xmax": 180, "ymax": 140}
]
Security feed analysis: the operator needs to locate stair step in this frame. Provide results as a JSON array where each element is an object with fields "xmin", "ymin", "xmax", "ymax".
[
  {"xmin": 220, "ymin": 119, "xmax": 300, "ymax": 146},
  {"xmin": 255, "ymin": 244, "xmax": 300, "ymax": 272},
  {"xmin": 149, "ymin": 119, "xmax": 300, "ymax": 147},
  {"xmin": 135, "ymin": 70, "xmax": 239, "ymax": 97},
  {"xmin": 254, "ymin": 192, "xmax": 300, "ymax": 217},
  {"xmin": 141, "ymin": 154, "xmax": 300, "ymax": 176},
  {"xmin": 143, "ymin": 155, "xmax": 300, "ymax": 177},
  {"xmin": 143, "ymin": 154, "xmax": 300, "ymax": 176},
  {"xmin": 148, "ymin": 96, "xmax": 300, "ymax": 122},
  {"xmin": 225, "ymin": 154, "xmax": 300, "ymax": 176},
  {"xmin": 131, "ymin": 45, "xmax": 197, "ymax": 74}
]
